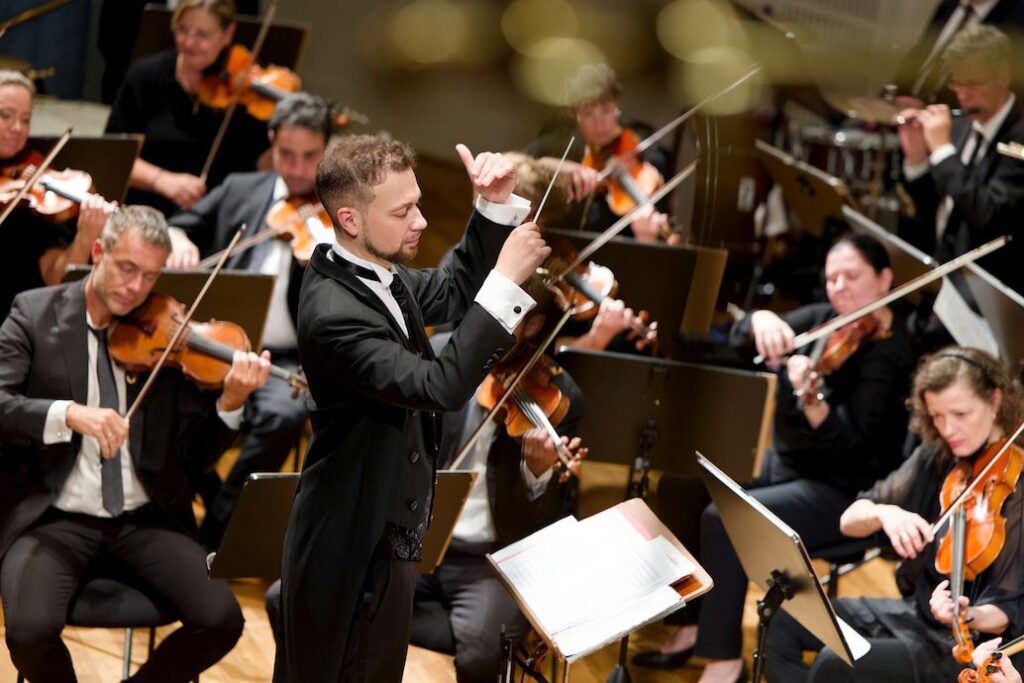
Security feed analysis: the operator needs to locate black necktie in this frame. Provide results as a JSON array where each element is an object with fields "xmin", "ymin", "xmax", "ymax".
[
  {"xmin": 965, "ymin": 128, "xmax": 985, "ymax": 167},
  {"xmin": 91, "ymin": 327, "xmax": 125, "ymax": 516}
]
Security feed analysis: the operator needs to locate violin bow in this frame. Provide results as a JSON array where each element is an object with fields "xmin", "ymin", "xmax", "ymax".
[
  {"xmin": 199, "ymin": 0, "xmax": 279, "ymax": 184},
  {"xmin": 123, "ymin": 224, "xmax": 247, "ymax": 421},
  {"xmin": 593, "ymin": 65, "xmax": 761, "ymax": 184},
  {"xmin": 753, "ymin": 235, "xmax": 1011, "ymax": 364},
  {"xmin": 0, "ymin": 127, "xmax": 73, "ymax": 229},
  {"xmin": 0, "ymin": 0, "xmax": 72, "ymax": 37}
]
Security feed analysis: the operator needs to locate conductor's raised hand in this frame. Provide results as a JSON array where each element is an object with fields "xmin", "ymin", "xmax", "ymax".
[
  {"xmin": 456, "ymin": 144, "xmax": 517, "ymax": 204},
  {"xmin": 494, "ymin": 221, "xmax": 550, "ymax": 285}
]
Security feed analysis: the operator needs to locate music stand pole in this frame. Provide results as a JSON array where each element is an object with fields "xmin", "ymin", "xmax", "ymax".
[{"xmin": 753, "ymin": 569, "xmax": 796, "ymax": 682}]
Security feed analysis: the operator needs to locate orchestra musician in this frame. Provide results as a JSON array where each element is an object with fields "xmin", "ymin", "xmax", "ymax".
[
  {"xmin": 164, "ymin": 92, "xmax": 333, "ymax": 549},
  {"xmin": 765, "ymin": 347, "xmax": 1024, "ymax": 683},
  {"xmin": 634, "ymin": 234, "xmax": 913, "ymax": 682},
  {"xmin": 0, "ymin": 205, "xmax": 272, "ymax": 682},
  {"xmin": 897, "ymin": 25, "xmax": 1024, "ymax": 297},
  {"xmin": 525, "ymin": 63, "xmax": 672, "ymax": 242},
  {"xmin": 274, "ymin": 134, "xmax": 550, "ymax": 682},
  {"xmin": 0, "ymin": 69, "xmax": 116, "ymax": 321},
  {"xmin": 105, "ymin": 0, "xmax": 271, "ymax": 217}
]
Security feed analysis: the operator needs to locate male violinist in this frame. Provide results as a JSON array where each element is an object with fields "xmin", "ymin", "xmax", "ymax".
[
  {"xmin": 525, "ymin": 63, "xmax": 672, "ymax": 242},
  {"xmin": 0, "ymin": 205, "xmax": 272, "ymax": 682},
  {"xmin": 274, "ymin": 134, "xmax": 550, "ymax": 682},
  {"xmin": 165, "ymin": 92, "xmax": 333, "ymax": 548}
]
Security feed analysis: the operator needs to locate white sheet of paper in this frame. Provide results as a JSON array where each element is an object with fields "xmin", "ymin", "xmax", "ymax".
[
  {"xmin": 553, "ymin": 585, "xmax": 682, "ymax": 658},
  {"xmin": 933, "ymin": 278, "xmax": 1000, "ymax": 357},
  {"xmin": 837, "ymin": 616, "xmax": 872, "ymax": 661}
]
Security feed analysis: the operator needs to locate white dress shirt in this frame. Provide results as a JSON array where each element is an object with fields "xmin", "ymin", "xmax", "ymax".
[{"xmin": 43, "ymin": 311, "xmax": 244, "ymax": 517}]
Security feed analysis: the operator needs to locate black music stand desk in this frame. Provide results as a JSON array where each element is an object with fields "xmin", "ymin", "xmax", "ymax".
[
  {"xmin": 27, "ymin": 134, "xmax": 143, "ymax": 203},
  {"xmin": 697, "ymin": 453, "xmax": 868, "ymax": 682}
]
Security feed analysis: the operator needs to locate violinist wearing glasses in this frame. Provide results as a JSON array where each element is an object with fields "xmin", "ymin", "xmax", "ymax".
[
  {"xmin": 165, "ymin": 92, "xmax": 333, "ymax": 549},
  {"xmin": 526, "ymin": 63, "xmax": 672, "ymax": 243},
  {"xmin": 106, "ymin": 0, "xmax": 271, "ymax": 217},
  {"xmin": 635, "ymin": 234, "xmax": 913, "ymax": 682},
  {"xmin": 0, "ymin": 206, "xmax": 271, "ymax": 682},
  {"xmin": 0, "ymin": 69, "xmax": 116, "ymax": 321},
  {"xmin": 765, "ymin": 348, "xmax": 1024, "ymax": 683}
]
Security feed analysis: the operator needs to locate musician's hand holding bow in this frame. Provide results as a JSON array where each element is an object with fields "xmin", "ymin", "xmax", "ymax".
[
  {"xmin": 877, "ymin": 504, "xmax": 934, "ymax": 558},
  {"xmin": 66, "ymin": 404, "xmax": 128, "ymax": 459},
  {"xmin": 217, "ymin": 350, "xmax": 271, "ymax": 412},
  {"xmin": 558, "ymin": 160, "xmax": 599, "ymax": 201},
  {"xmin": 156, "ymin": 171, "xmax": 206, "ymax": 210},
  {"xmin": 749, "ymin": 310, "xmax": 795, "ymax": 362},
  {"xmin": 166, "ymin": 227, "xmax": 201, "ymax": 269},
  {"xmin": 630, "ymin": 204, "xmax": 670, "ymax": 243}
]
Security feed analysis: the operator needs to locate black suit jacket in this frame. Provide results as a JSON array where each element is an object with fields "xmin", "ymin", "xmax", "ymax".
[
  {"xmin": 438, "ymin": 369, "xmax": 582, "ymax": 550},
  {"xmin": 169, "ymin": 170, "xmax": 304, "ymax": 328},
  {"xmin": 0, "ymin": 280, "xmax": 238, "ymax": 560},
  {"xmin": 276, "ymin": 211, "xmax": 516, "ymax": 682},
  {"xmin": 900, "ymin": 97, "xmax": 1024, "ymax": 294},
  {"xmin": 894, "ymin": 0, "xmax": 1024, "ymax": 100}
]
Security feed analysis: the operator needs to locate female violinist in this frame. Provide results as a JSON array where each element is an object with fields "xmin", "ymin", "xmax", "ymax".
[
  {"xmin": 105, "ymin": 0, "xmax": 270, "ymax": 217},
  {"xmin": 765, "ymin": 347, "xmax": 1024, "ymax": 683},
  {"xmin": 0, "ymin": 70, "xmax": 115, "ymax": 320},
  {"xmin": 526, "ymin": 63, "xmax": 672, "ymax": 243},
  {"xmin": 634, "ymin": 234, "xmax": 913, "ymax": 682}
]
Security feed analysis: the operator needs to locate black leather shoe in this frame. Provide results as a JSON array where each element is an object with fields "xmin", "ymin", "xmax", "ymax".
[{"xmin": 631, "ymin": 646, "xmax": 694, "ymax": 669}]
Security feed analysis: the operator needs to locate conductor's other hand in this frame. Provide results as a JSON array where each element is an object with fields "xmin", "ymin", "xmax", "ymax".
[
  {"xmin": 494, "ymin": 221, "xmax": 550, "ymax": 285},
  {"xmin": 456, "ymin": 144, "xmax": 517, "ymax": 204}
]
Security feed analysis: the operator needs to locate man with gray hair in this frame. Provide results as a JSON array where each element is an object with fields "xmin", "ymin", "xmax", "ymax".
[
  {"xmin": 897, "ymin": 24, "xmax": 1024, "ymax": 295},
  {"xmin": 0, "ymin": 205, "xmax": 271, "ymax": 681}
]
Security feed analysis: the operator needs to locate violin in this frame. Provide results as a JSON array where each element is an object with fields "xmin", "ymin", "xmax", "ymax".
[
  {"xmin": 197, "ymin": 44, "xmax": 368, "ymax": 127},
  {"xmin": 935, "ymin": 437, "xmax": 1024, "ymax": 663},
  {"xmin": 108, "ymin": 292, "xmax": 308, "ymax": 395},
  {"xmin": 960, "ymin": 633, "xmax": 1024, "ymax": 683},
  {"xmin": 795, "ymin": 313, "xmax": 887, "ymax": 405},
  {"xmin": 582, "ymin": 128, "xmax": 664, "ymax": 217},
  {"xmin": 197, "ymin": 193, "xmax": 330, "ymax": 269},
  {"xmin": 0, "ymin": 150, "xmax": 93, "ymax": 223}
]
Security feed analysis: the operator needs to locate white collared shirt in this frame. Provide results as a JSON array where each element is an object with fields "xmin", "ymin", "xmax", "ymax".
[
  {"xmin": 331, "ymin": 193, "xmax": 536, "ymax": 336},
  {"xmin": 43, "ymin": 312, "xmax": 244, "ymax": 518}
]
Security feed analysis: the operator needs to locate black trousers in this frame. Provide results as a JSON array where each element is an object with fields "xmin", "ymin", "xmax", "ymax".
[
  {"xmin": 1, "ymin": 507, "xmax": 243, "ymax": 683},
  {"xmin": 201, "ymin": 357, "xmax": 307, "ymax": 548},
  {"xmin": 411, "ymin": 549, "xmax": 531, "ymax": 683},
  {"xmin": 656, "ymin": 463, "xmax": 853, "ymax": 660},
  {"xmin": 764, "ymin": 604, "xmax": 913, "ymax": 682}
]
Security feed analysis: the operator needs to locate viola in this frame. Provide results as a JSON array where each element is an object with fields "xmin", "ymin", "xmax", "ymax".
[
  {"xmin": 108, "ymin": 292, "xmax": 308, "ymax": 395},
  {"xmin": 582, "ymin": 128, "xmax": 665, "ymax": 218},
  {"xmin": 0, "ymin": 150, "xmax": 93, "ymax": 223}
]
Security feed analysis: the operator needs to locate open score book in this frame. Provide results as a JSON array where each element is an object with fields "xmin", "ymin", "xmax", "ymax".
[{"xmin": 487, "ymin": 498, "xmax": 712, "ymax": 661}]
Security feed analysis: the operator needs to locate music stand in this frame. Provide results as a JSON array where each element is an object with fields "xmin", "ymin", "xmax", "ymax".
[
  {"xmin": 416, "ymin": 470, "xmax": 476, "ymax": 575},
  {"xmin": 131, "ymin": 4, "xmax": 310, "ymax": 70},
  {"xmin": 63, "ymin": 266, "xmax": 275, "ymax": 348},
  {"xmin": 544, "ymin": 229, "xmax": 727, "ymax": 356},
  {"xmin": 207, "ymin": 473, "xmax": 297, "ymax": 579},
  {"xmin": 755, "ymin": 139, "xmax": 855, "ymax": 238},
  {"xmin": 26, "ymin": 134, "xmax": 142, "ymax": 203},
  {"xmin": 555, "ymin": 348, "xmax": 773, "ymax": 492},
  {"xmin": 697, "ymin": 452, "xmax": 861, "ymax": 682}
]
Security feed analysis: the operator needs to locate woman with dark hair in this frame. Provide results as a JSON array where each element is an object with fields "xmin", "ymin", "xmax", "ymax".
[
  {"xmin": 765, "ymin": 347, "xmax": 1024, "ymax": 682},
  {"xmin": 105, "ymin": 0, "xmax": 270, "ymax": 217},
  {"xmin": 635, "ymin": 233, "xmax": 914, "ymax": 683}
]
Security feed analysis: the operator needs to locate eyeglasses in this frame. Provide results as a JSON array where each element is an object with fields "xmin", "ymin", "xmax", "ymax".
[
  {"xmin": 949, "ymin": 76, "xmax": 994, "ymax": 91},
  {"xmin": 576, "ymin": 102, "xmax": 621, "ymax": 122}
]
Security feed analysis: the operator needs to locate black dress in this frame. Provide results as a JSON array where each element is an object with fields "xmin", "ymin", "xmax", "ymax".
[
  {"xmin": 765, "ymin": 441, "xmax": 1024, "ymax": 683},
  {"xmin": 105, "ymin": 50, "xmax": 270, "ymax": 217}
]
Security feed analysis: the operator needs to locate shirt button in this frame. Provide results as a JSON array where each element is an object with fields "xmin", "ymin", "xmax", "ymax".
[
  {"xmin": 408, "ymin": 500, "xmax": 419, "ymax": 512},
  {"xmin": 408, "ymin": 450, "xmax": 420, "ymax": 464}
]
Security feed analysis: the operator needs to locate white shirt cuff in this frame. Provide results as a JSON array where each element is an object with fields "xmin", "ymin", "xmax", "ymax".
[
  {"xmin": 43, "ymin": 400, "xmax": 73, "ymax": 444},
  {"xmin": 929, "ymin": 143, "xmax": 958, "ymax": 167},
  {"xmin": 218, "ymin": 405, "xmax": 245, "ymax": 431},
  {"xmin": 520, "ymin": 459, "xmax": 554, "ymax": 500},
  {"xmin": 474, "ymin": 193, "xmax": 531, "ymax": 226},
  {"xmin": 903, "ymin": 158, "xmax": 930, "ymax": 182},
  {"xmin": 475, "ymin": 270, "xmax": 536, "ymax": 334}
]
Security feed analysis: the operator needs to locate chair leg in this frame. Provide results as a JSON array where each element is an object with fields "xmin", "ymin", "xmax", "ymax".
[
  {"xmin": 123, "ymin": 627, "xmax": 134, "ymax": 681},
  {"xmin": 148, "ymin": 626, "xmax": 156, "ymax": 656},
  {"xmin": 827, "ymin": 563, "xmax": 840, "ymax": 599}
]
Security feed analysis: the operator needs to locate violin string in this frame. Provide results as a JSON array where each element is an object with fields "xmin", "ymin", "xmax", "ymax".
[
  {"xmin": 533, "ymin": 136, "xmax": 574, "ymax": 224},
  {"xmin": 511, "ymin": 390, "xmax": 573, "ymax": 468}
]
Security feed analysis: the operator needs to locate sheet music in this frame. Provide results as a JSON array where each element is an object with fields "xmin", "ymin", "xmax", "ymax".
[
  {"xmin": 837, "ymin": 616, "xmax": 872, "ymax": 661},
  {"xmin": 933, "ymin": 279, "xmax": 1000, "ymax": 357},
  {"xmin": 554, "ymin": 585, "xmax": 682, "ymax": 659},
  {"xmin": 492, "ymin": 508, "xmax": 695, "ymax": 638}
]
